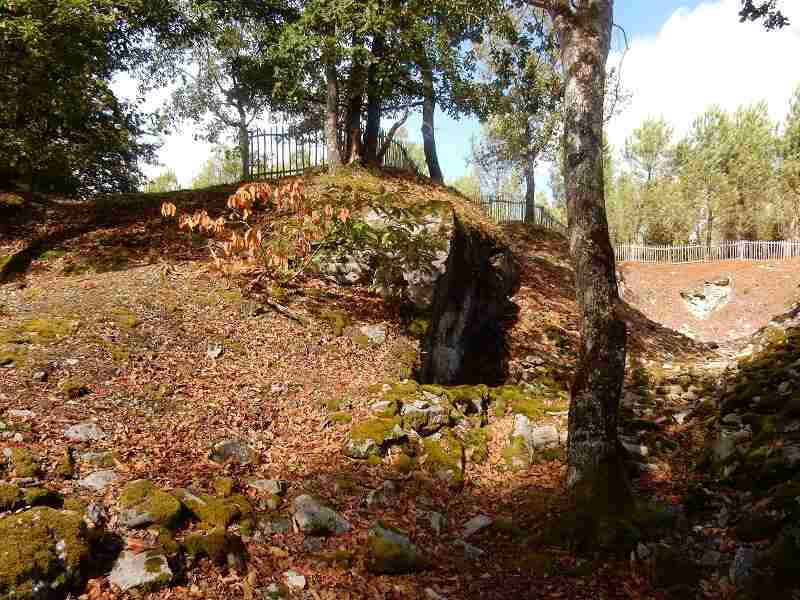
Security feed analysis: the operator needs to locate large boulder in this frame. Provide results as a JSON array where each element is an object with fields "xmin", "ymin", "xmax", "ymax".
[
  {"xmin": 118, "ymin": 480, "xmax": 182, "ymax": 529},
  {"xmin": 0, "ymin": 507, "xmax": 93, "ymax": 599},
  {"xmin": 291, "ymin": 495, "xmax": 351, "ymax": 536},
  {"xmin": 421, "ymin": 214, "xmax": 519, "ymax": 385}
]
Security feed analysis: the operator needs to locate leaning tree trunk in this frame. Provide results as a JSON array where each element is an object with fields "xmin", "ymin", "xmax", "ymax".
[
  {"xmin": 420, "ymin": 57, "xmax": 444, "ymax": 184},
  {"xmin": 552, "ymin": 0, "xmax": 630, "ymax": 511},
  {"xmin": 323, "ymin": 36, "xmax": 343, "ymax": 172},
  {"xmin": 523, "ymin": 157, "xmax": 536, "ymax": 223}
]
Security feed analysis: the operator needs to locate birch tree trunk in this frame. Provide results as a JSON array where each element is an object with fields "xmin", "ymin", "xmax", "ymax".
[{"xmin": 551, "ymin": 0, "xmax": 631, "ymax": 510}]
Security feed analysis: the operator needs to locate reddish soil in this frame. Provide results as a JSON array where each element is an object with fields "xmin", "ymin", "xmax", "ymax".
[{"xmin": 619, "ymin": 258, "xmax": 800, "ymax": 343}]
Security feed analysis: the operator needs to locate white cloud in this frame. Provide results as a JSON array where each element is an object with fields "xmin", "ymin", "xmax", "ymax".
[{"xmin": 607, "ymin": 0, "xmax": 800, "ymax": 160}]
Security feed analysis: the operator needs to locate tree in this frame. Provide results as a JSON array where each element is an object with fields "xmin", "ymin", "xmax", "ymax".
[
  {"xmin": 528, "ymin": 0, "xmax": 629, "ymax": 513},
  {"xmin": 190, "ymin": 145, "xmax": 242, "ymax": 188},
  {"xmin": 777, "ymin": 84, "xmax": 800, "ymax": 238},
  {"xmin": 0, "ymin": 0, "xmax": 164, "ymax": 195},
  {"xmin": 144, "ymin": 169, "xmax": 180, "ymax": 193},
  {"xmin": 739, "ymin": 0, "xmax": 789, "ymax": 29}
]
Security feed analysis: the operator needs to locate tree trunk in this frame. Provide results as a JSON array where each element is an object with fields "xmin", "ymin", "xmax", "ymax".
[
  {"xmin": 523, "ymin": 157, "xmax": 536, "ymax": 223},
  {"xmin": 237, "ymin": 108, "xmax": 250, "ymax": 181},
  {"xmin": 323, "ymin": 34, "xmax": 342, "ymax": 172},
  {"xmin": 420, "ymin": 56, "xmax": 444, "ymax": 184},
  {"xmin": 345, "ymin": 36, "xmax": 367, "ymax": 164},
  {"xmin": 363, "ymin": 34, "xmax": 385, "ymax": 166},
  {"xmin": 552, "ymin": 0, "xmax": 630, "ymax": 510}
]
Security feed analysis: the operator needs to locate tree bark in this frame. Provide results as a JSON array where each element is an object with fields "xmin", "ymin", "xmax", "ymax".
[
  {"xmin": 237, "ymin": 107, "xmax": 250, "ymax": 180},
  {"xmin": 552, "ymin": 0, "xmax": 630, "ymax": 510},
  {"xmin": 420, "ymin": 56, "xmax": 444, "ymax": 184},
  {"xmin": 323, "ymin": 34, "xmax": 343, "ymax": 172},
  {"xmin": 345, "ymin": 35, "xmax": 368, "ymax": 164},
  {"xmin": 523, "ymin": 157, "xmax": 536, "ymax": 223},
  {"xmin": 363, "ymin": 34, "xmax": 385, "ymax": 165}
]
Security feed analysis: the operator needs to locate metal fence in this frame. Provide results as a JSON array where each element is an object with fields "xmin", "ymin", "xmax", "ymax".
[
  {"xmin": 471, "ymin": 193, "xmax": 566, "ymax": 233},
  {"xmin": 248, "ymin": 125, "xmax": 419, "ymax": 180},
  {"xmin": 615, "ymin": 240, "xmax": 800, "ymax": 263}
]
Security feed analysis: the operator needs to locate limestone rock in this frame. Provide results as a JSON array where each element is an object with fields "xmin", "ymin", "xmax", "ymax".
[
  {"xmin": 367, "ymin": 523, "xmax": 427, "ymax": 574},
  {"xmin": 109, "ymin": 550, "xmax": 172, "ymax": 592},
  {"xmin": 174, "ymin": 488, "xmax": 240, "ymax": 527},
  {"xmin": 64, "ymin": 422, "xmax": 106, "ymax": 442},
  {"xmin": 401, "ymin": 399, "xmax": 448, "ymax": 436},
  {"xmin": 360, "ymin": 324, "xmax": 387, "ymax": 346},
  {"xmin": 284, "ymin": 570, "xmax": 306, "ymax": 590},
  {"xmin": 462, "ymin": 514, "xmax": 492, "ymax": 539},
  {"xmin": 247, "ymin": 479, "xmax": 289, "ymax": 496},
  {"xmin": 118, "ymin": 479, "xmax": 182, "ymax": 529},
  {"xmin": 292, "ymin": 495, "xmax": 351, "ymax": 536},
  {"xmin": 78, "ymin": 469, "xmax": 118, "ymax": 491}
]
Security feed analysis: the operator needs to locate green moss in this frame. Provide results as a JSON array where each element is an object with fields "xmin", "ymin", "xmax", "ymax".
[
  {"xmin": 353, "ymin": 335, "xmax": 370, "ymax": 348},
  {"xmin": 395, "ymin": 454, "xmax": 416, "ymax": 474},
  {"xmin": 110, "ymin": 307, "xmax": 140, "ymax": 329},
  {"xmin": 56, "ymin": 450, "xmax": 76, "ymax": 479},
  {"xmin": 463, "ymin": 427, "xmax": 490, "ymax": 464},
  {"xmin": 0, "ymin": 507, "xmax": 91, "ymax": 595},
  {"xmin": 0, "ymin": 350, "xmax": 24, "ymax": 368},
  {"xmin": 422, "ymin": 432, "xmax": 464, "ymax": 489},
  {"xmin": 406, "ymin": 318, "xmax": 430, "ymax": 339},
  {"xmin": 350, "ymin": 416, "xmax": 402, "ymax": 443},
  {"xmin": 173, "ymin": 488, "xmax": 240, "ymax": 528},
  {"xmin": 181, "ymin": 528, "xmax": 246, "ymax": 564},
  {"xmin": 63, "ymin": 497, "xmax": 88, "ymax": 514},
  {"xmin": 212, "ymin": 477, "xmax": 235, "ymax": 498},
  {"xmin": 331, "ymin": 411, "xmax": 353, "ymax": 425},
  {"xmin": 19, "ymin": 317, "xmax": 76, "ymax": 342},
  {"xmin": 319, "ymin": 309, "xmax": 351, "ymax": 337},
  {"xmin": 23, "ymin": 488, "xmax": 63, "ymax": 509},
  {"xmin": 226, "ymin": 494, "xmax": 255, "ymax": 521},
  {"xmin": 383, "ymin": 381, "xmax": 420, "ymax": 404},
  {"xmin": 58, "ymin": 377, "xmax": 89, "ymax": 399},
  {"xmin": 0, "ymin": 483, "xmax": 23, "ymax": 511},
  {"xmin": 8, "ymin": 447, "xmax": 39, "ymax": 478},
  {"xmin": 489, "ymin": 385, "xmax": 556, "ymax": 420},
  {"xmin": 367, "ymin": 455, "xmax": 382, "ymax": 467},
  {"xmin": 120, "ymin": 480, "xmax": 183, "ymax": 529},
  {"xmin": 502, "ymin": 435, "xmax": 531, "ymax": 470}
]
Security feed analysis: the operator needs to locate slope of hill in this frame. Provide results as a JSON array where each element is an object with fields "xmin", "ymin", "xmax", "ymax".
[{"xmin": 0, "ymin": 169, "xmax": 793, "ymax": 600}]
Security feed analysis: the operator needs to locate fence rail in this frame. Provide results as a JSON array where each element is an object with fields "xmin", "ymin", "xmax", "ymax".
[
  {"xmin": 248, "ymin": 125, "xmax": 419, "ymax": 180},
  {"xmin": 615, "ymin": 240, "xmax": 800, "ymax": 263},
  {"xmin": 471, "ymin": 193, "xmax": 566, "ymax": 233}
]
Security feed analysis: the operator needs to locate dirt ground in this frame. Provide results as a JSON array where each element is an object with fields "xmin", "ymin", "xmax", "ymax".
[{"xmin": 619, "ymin": 258, "xmax": 800, "ymax": 343}]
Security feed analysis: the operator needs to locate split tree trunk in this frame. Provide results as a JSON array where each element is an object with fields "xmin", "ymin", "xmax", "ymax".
[
  {"xmin": 551, "ymin": 0, "xmax": 630, "ymax": 509},
  {"xmin": 420, "ymin": 56, "xmax": 443, "ymax": 184}
]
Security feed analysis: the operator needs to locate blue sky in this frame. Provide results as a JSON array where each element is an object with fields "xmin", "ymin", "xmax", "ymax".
[{"xmin": 118, "ymin": 0, "xmax": 800, "ymax": 191}]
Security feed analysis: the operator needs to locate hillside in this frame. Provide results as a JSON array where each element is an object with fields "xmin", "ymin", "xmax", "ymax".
[{"xmin": 0, "ymin": 169, "xmax": 798, "ymax": 600}]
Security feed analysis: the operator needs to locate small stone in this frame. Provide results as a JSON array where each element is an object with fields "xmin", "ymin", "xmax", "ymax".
[
  {"xmin": 109, "ymin": 550, "xmax": 172, "ymax": 592},
  {"xmin": 247, "ymin": 479, "xmax": 289, "ymax": 496},
  {"xmin": 364, "ymin": 480, "xmax": 398, "ymax": 508},
  {"xmin": 7, "ymin": 409, "xmax": 33, "ymax": 419},
  {"xmin": 64, "ymin": 422, "xmax": 106, "ymax": 442},
  {"xmin": 425, "ymin": 589, "xmax": 447, "ymax": 600},
  {"xmin": 292, "ymin": 495, "xmax": 351, "ymax": 536},
  {"xmin": 283, "ymin": 570, "xmax": 306, "ymax": 590},
  {"xmin": 207, "ymin": 342, "xmax": 224, "ymax": 359},
  {"xmin": 33, "ymin": 370, "xmax": 48, "ymax": 382},
  {"xmin": 453, "ymin": 538, "xmax": 485, "ymax": 559},
  {"xmin": 259, "ymin": 516, "xmax": 292, "ymax": 535},
  {"xmin": 462, "ymin": 514, "xmax": 492, "ymax": 539},
  {"xmin": 367, "ymin": 523, "xmax": 427, "ymax": 574},
  {"xmin": 78, "ymin": 470, "xmax": 118, "ymax": 491},
  {"xmin": 417, "ymin": 510, "xmax": 446, "ymax": 536},
  {"xmin": 209, "ymin": 438, "xmax": 259, "ymax": 465},
  {"xmin": 359, "ymin": 324, "xmax": 387, "ymax": 346},
  {"xmin": 729, "ymin": 546, "xmax": 756, "ymax": 587}
]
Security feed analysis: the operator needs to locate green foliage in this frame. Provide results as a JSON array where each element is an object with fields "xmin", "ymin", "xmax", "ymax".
[
  {"xmin": 144, "ymin": 169, "xmax": 180, "ymax": 193},
  {"xmin": 0, "ymin": 0, "xmax": 161, "ymax": 195}
]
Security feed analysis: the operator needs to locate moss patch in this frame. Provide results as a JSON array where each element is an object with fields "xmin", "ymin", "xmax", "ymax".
[
  {"xmin": 319, "ymin": 309, "xmax": 351, "ymax": 337},
  {"xmin": 422, "ymin": 432, "xmax": 464, "ymax": 489},
  {"xmin": 59, "ymin": 377, "xmax": 90, "ymax": 399},
  {"xmin": 350, "ymin": 416, "xmax": 402, "ymax": 444},
  {"xmin": 8, "ymin": 447, "xmax": 39, "ymax": 477},
  {"xmin": 331, "ymin": 411, "xmax": 353, "ymax": 425},
  {"xmin": 19, "ymin": 317, "xmax": 77, "ymax": 343},
  {"xmin": 0, "ymin": 483, "xmax": 23, "ymax": 511},
  {"xmin": 120, "ymin": 480, "xmax": 183, "ymax": 529},
  {"xmin": 173, "ymin": 489, "xmax": 240, "ymax": 528},
  {"xmin": 110, "ymin": 307, "xmax": 140, "ymax": 329},
  {"xmin": 0, "ymin": 507, "xmax": 91, "ymax": 597},
  {"xmin": 182, "ymin": 528, "xmax": 246, "ymax": 565}
]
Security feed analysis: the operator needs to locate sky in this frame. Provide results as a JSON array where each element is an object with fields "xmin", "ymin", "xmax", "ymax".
[{"xmin": 113, "ymin": 0, "xmax": 800, "ymax": 193}]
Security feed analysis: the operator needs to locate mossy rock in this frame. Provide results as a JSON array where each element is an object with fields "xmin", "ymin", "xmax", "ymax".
[
  {"xmin": 0, "ymin": 483, "xmax": 23, "ymax": 511},
  {"xmin": 58, "ymin": 377, "xmax": 90, "ymax": 399},
  {"xmin": 181, "ymin": 528, "xmax": 247, "ymax": 567},
  {"xmin": 330, "ymin": 411, "xmax": 353, "ymax": 425},
  {"xmin": 7, "ymin": 447, "xmax": 39, "ymax": 478},
  {"xmin": 344, "ymin": 416, "xmax": 404, "ymax": 459},
  {"xmin": 394, "ymin": 454, "xmax": 416, "ymax": 474},
  {"xmin": 422, "ymin": 432, "xmax": 465, "ymax": 489},
  {"xmin": 383, "ymin": 381, "xmax": 421, "ymax": 405},
  {"xmin": 405, "ymin": 318, "xmax": 430, "ymax": 339},
  {"xmin": 55, "ymin": 450, "xmax": 76, "ymax": 479},
  {"xmin": 212, "ymin": 477, "xmax": 235, "ymax": 498},
  {"xmin": 367, "ymin": 522, "xmax": 427, "ymax": 575},
  {"xmin": 489, "ymin": 385, "xmax": 551, "ymax": 420},
  {"xmin": 19, "ymin": 317, "xmax": 77, "ymax": 343},
  {"xmin": 110, "ymin": 307, "xmax": 140, "ymax": 329},
  {"xmin": 421, "ymin": 384, "xmax": 489, "ymax": 415},
  {"xmin": 0, "ymin": 507, "xmax": 92, "ymax": 598},
  {"xmin": 462, "ymin": 427, "xmax": 490, "ymax": 465},
  {"xmin": 173, "ymin": 488, "xmax": 240, "ymax": 528},
  {"xmin": 0, "ymin": 349, "xmax": 24, "ymax": 368},
  {"xmin": 119, "ymin": 480, "xmax": 183, "ymax": 529},
  {"xmin": 23, "ymin": 488, "xmax": 64, "ymax": 509},
  {"xmin": 319, "ymin": 309, "xmax": 351, "ymax": 337},
  {"xmin": 502, "ymin": 435, "xmax": 531, "ymax": 470}
]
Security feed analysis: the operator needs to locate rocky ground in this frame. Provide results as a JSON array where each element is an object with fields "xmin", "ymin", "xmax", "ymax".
[{"xmin": 0, "ymin": 171, "xmax": 799, "ymax": 600}]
